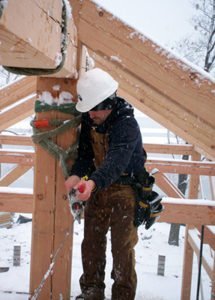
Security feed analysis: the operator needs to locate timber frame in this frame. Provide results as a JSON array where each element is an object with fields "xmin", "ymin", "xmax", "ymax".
[{"xmin": 0, "ymin": 1, "xmax": 215, "ymax": 299}]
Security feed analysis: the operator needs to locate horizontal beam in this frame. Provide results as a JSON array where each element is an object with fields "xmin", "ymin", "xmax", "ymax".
[
  {"xmin": 0, "ymin": 149, "xmax": 34, "ymax": 165},
  {"xmin": 1, "ymin": 149, "xmax": 214, "ymax": 176},
  {"xmin": 146, "ymin": 158, "xmax": 215, "ymax": 176},
  {"xmin": 0, "ymin": 134, "xmax": 194, "ymax": 155},
  {"xmin": 144, "ymin": 143, "xmax": 194, "ymax": 155},
  {"xmin": 0, "ymin": 135, "xmax": 33, "ymax": 146},
  {"xmin": 160, "ymin": 198, "xmax": 215, "ymax": 225},
  {"xmin": 0, "ymin": 189, "xmax": 214, "ymax": 226},
  {"xmin": 0, "ymin": 0, "xmax": 77, "ymax": 77},
  {"xmin": 0, "ymin": 187, "xmax": 33, "ymax": 213}
]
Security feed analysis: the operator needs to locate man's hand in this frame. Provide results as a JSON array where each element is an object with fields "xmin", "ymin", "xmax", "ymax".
[
  {"xmin": 75, "ymin": 179, "xmax": 96, "ymax": 201},
  {"xmin": 64, "ymin": 175, "xmax": 81, "ymax": 193}
]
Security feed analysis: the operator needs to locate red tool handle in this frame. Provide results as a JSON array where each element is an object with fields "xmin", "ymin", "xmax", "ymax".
[
  {"xmin": 78, "ymin": 183, "xmax": 85, "ymax": 193},
  {"xmin": 33, "ymin": 119, "xmax": 50, "ymax": 128}
]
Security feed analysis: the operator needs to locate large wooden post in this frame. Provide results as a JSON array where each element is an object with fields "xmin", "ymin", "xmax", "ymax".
[{"xmin": 30, "ymin": 78, "xmax": 79, "ymax": 299}]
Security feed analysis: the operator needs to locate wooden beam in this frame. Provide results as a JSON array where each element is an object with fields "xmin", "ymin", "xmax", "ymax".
[
  {"xmin": 0, "ymin": 187, "xmax": 33, "ymax": 213},
  {"xmin": 0, "ymin": 95, "xmax": 36, "ymax": 132},
  {"xmin": 188, "ymin": 151, "xmax": 201, "ymax": 199},
  {"xmin": 188, "ymin": 228, "xmax": 214, "ymax": 279},
  {"xmin": 0, "ymin": 76, "xmax": 36, "ymax": 110},
  {"xmin": 0, "ymin": 165, "xmax": 32, "ymax": 186},
  {"xmin": 30, "ymin": 77, "xmax": 78, "ymax": 299},
  {"xmin": 155, "ymin": 173, "xmax": 184, "ymax": 198},
  {"xmin": 144, "ymin": 143, "xmax": 194, "ymax": 155},
  {"xmin": 0, "ymin": 135, "xmax": 33, "ymax": 146},
  {"xmin": 146, "ymin": 158, "xmax": 215, "ymax": 176},
  {"xmin": 181, "ymin": 226, "xmax": 194, "ymax": 300},
  {"xmin": 92, "ymin": 52, "xmax": 215, "ymax": 160},
  {"xmin": 0, "ymin": 149, "xmax": 34, "ymax": 165},
  {"xmin": 160, "ymin": 199, "xmax": 215, "ymax": 225},
  {"xmin": 0, "ymin": 0, "xmax": 77, "ymax": 78}
]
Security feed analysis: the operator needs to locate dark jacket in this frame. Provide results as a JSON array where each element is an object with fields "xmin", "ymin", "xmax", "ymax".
[{"xmin": 70, "ymin": 97, "xmax": 147, "ymax": 189}]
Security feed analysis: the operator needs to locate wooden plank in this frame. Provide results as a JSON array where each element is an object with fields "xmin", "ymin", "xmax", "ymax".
[
  {"xmin": 0, "ymin": 76, "xmax": 36, "ymax": 110},
  {"xmin": 188, "ymin": 151, "xmax": 201, "ymax": 199},
  {"xmin": 93, "ymin": 52, "xmax": 215, "ymax": 160},
  {"xmin": 30, "ymin": 124, "xmax": 56, "ymax": 299},
  {"xmin": 188, "ymin": 228, "xmax": 214, "ymax": 279},
  {"xmin": 181, "ymin": 226, "xmax": 194, "ymax": 300},
  {"xmin": 76, "ymin": 0, "xmax": 215, "ymax": 125},
  {"xmin": 0, "ymin": 165, "xmax": 32, "ymax": 186},
  {"xmin": 196, "ymin": 226, "xmax": 215, "ymax": 251},
  {"xmin": 144, "ymin": 143, "xmax": 194, "ymax": 155},
  {"xmin": 0, "ymin": 135, "xmax": 33, "ymax": 146},
  {"xmin": 146, "ymin": 158, "xmax": 215, "ymax": 176},
  {"xmin": 155, "ymin": 173, "xmax": 184, "ymax": 198},
  {"xmin": 0, "ymin": 95, "xmax": 36, "ymax": 132},
  {"xmin": 0, "ymin": 0, "xmax": 77, "ymax": 78},
  {"xmin": 160, "ymin": 199, "xmax": 215, "ymax": 225},
  {"xmin": 0, "ymin": 187, "xmax": 33, "ymax": 213},
  {"xmin": 0, "ymin": 149, "xmax": 34, "ymax": 165},
  {"xmin": 53, "ymin": 109, "xmax": 78, "ymax": 299}
]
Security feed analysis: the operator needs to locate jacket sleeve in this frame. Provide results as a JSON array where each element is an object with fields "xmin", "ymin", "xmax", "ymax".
[
  {"xmin": 90, "ymin": 117, "xmax": 141, "ymax": 189},
  {"xmin": 69, "ymin": 117, "xmax": 95, "ymax": 178}
]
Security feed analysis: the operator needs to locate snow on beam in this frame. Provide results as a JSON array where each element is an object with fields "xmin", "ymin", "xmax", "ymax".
[
  {"xmin": 160, "ymin": 198, "xmax": 215, "ymax": 225},
  {"xmin": 0, "ymin": 0, "xmax": 77, "ymax": 78},
  {"xmin": 75, "ymin": 1, "xmax": 215, "ymax": 159},
  {"xmin": 0, "ymin": 187, "xmax": 33, "ymax": 213}
]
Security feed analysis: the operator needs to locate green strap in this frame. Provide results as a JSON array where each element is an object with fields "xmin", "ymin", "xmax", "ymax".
[
  {"xmin": 31, "ymin": 114, "xmax": 81, "ymax": 178},
  {"xmin": 34, "ymin": 100, "xmax": 80, "ymax": 115}
]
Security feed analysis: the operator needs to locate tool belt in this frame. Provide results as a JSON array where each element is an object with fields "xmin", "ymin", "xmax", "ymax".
[{"xmin": 131, "ymin": 168, "xmax": 164, "ymax": 229}]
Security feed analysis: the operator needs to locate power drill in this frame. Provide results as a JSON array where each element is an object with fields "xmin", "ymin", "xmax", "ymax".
[{"xmin": 68, "ymin": 183, "xmax": 85, "ymax": 224}]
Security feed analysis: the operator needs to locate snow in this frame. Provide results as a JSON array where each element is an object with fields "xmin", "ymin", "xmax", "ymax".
[
  {"xmin": 163, "ymin": 197, "xmax": 215, "ymax": 207},
  {"xmin": 0, "ymin": 219, "xmax": 212, "ymax": 300}
]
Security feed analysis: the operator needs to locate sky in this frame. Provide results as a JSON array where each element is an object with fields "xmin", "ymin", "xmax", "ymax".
[{"xmin": 94, "ymin": 0, "xmax": 196, "ymax": 46}]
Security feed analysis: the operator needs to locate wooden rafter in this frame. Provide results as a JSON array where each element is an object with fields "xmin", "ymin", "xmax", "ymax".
[
  {"xmin": 0, "ymin": 165, "xmax": 32, "ymax": 186},
  {"xmin": 0, "ymin": 95, "xmax": 36, "ymax": 132},
  {"xmin": 71, "ymin": 0, "xmax": 215, "ymax": 160},
  {"xmin": 0, "ymin": 76, "xmax": 36, "ymax": 110}
]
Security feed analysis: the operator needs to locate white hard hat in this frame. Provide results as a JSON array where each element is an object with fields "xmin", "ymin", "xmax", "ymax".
[{"xmin": 76, "ymin": 68, "xmax": 118, "ymax": 112}]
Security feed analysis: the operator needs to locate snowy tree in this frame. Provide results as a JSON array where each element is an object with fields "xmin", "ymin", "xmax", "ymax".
[
  {"xmin": 0, "ymin": 66, "xmax": 19, "ymax": 87},
  {"xmin": 171, "ymin": 0, "xmax": 215, "ymax": 75}
]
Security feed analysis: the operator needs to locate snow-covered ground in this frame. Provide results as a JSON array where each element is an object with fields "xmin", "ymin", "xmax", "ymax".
[{"xmin": 0, "ymin": 217, "xmax": 212, "ymax": 300}]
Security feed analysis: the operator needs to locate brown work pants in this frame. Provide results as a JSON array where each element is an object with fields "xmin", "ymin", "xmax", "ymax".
[{"xmin": 79, "ymin": 183, "xmax": 138, "ymax": 300}]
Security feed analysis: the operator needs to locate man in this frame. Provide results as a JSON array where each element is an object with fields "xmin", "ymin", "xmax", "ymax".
[{"xmin": 65, "ymin": 68, "xmax": 147, "ymax": 300}]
